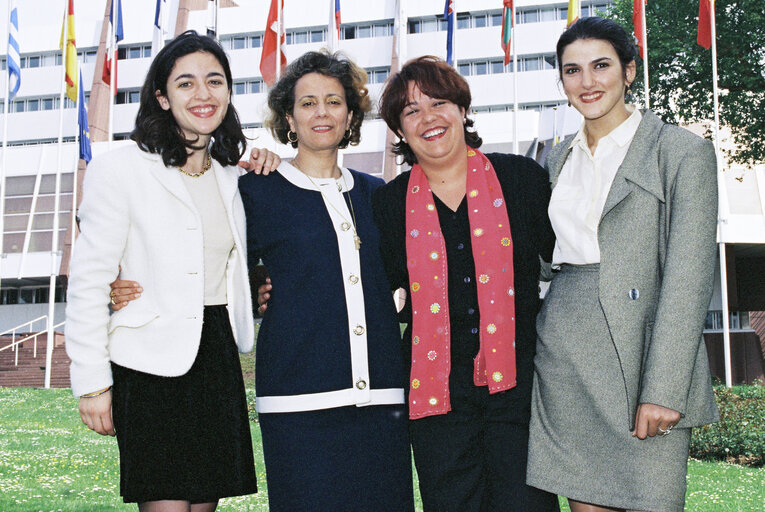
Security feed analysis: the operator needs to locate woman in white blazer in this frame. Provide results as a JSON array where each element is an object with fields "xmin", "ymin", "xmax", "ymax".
[{"xmin": 65, "ymin": 31, "xmax": 257, "ymax": 511}]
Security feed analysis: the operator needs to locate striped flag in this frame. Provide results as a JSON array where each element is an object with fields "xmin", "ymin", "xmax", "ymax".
[
  {"xmin": 103, "ymin": 0, "xmax": 124, "ymax": 91},
  {"xmin": 697, "ymin": 0, "xmax": 713, "ymax": 49},
  {"xmin": 152, "ymin": 0, "xmax": 168, "ymax": 56},
  {"xmin": 260, "ymin": 0, "xmax": 286, "ymax": 86},
  {"xmin": 633, "ymin": 0, "xmax": 646, "ymax": 58},
  {"xmin": 567, "ymin": 0, "xmax": 580, "ymax": 27},
  {"xmin": 334, "ymin": 0, "xmax": 341, "ymax": 35},
  {"xmin": 444, "ymin": 0, "xmax": 454, "ymax": 66},
  {"xmin": 7, "ymin": 0, "xmax": 21, "ymax": 100},
  {"xmin": 78, "ymin": 71, "xmax": 91, "ymax": 163},
  {"xmin": 60, "ymin": 0, "xmax": 77, "ymax": 103},
  {"xmin": 501, "ymin": 1, "xmax": 513, "ymax": 66}
]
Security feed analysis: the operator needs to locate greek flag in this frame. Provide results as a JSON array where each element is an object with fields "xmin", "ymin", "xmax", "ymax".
[{"xmin": 7, "ymin": 0, "xmax": 21, "ymax": 99}]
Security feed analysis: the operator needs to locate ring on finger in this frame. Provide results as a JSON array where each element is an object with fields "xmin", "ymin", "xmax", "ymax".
[
  {"xmin": 110, "ymin": 296, "xmax": 117, "ymax": 305},
  {"xmin": 658, "ymin": 425, "xmax": 673, "ymax": 436}
]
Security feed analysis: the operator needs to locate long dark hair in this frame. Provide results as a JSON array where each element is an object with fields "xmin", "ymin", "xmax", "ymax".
[
  {"xmin": 131, "ymin": 30, "xmax": 246, "ymax": 167},
  {"xmin": 265, "ymin": 50, "xmax": 370, "ymax": 149},
  {"xmin": 379, "ymin": 56, "xmax": 482, "ymax": 166}
]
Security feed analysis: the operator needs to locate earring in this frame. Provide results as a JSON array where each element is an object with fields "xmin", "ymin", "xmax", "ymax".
[
  {"xmin": 287, "ymin": 130, "xmax": 298, "ymax": 143},
  {"xmin": 463, "ymin": 117, "xmax": 467, "ymax": 125},
  {"xmin": 344, "ymin": 128, "xmax": 352, "ymax": 140},
  {"xmin": 567, "ymin": 100, "xmax": 571, "ymax": 107}
]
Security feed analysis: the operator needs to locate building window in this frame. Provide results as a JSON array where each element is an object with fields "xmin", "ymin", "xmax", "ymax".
[
  {"xmin": 705, "ymin": 311, "xmax": 752, "ymax": 331},
  {"xmin": 342, "ymin": 20, "xmax": 393, "ymax": 40},
  {"xmin": 233, "ymin": 79, "xmax": 265, "ymax": 95},
  {"xmin": 365, "ymin": 67, "xmax": 390, "ymax": 84},
  {"xmin": 232, "ymin": 36, "xmax": 247, "ymax": 49},
  {"xmin": 115, "ymin": 90, "xmax": 140, "ymax": 104}
]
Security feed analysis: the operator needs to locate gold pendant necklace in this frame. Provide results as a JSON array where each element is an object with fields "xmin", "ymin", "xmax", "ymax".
[
  {"xmin": 302, "ymin": 167, "xmax": 362, "ymax": 251},
  {"xmin": 178, "ymin": 152, "xmax": 212, "ymax": 178}
]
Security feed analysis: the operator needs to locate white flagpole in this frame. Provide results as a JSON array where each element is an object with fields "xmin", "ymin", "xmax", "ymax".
[
  {"xmin": 276, "ymin": 0, "xmax": 282, "ymax": 83},
  {"xmin": 108, "ymin": 0, "xmax": 116, "ymax": 149},
  {"xmin": 328, "ymin": 0, "xmax": 338, "ymax": 52},
  {"xmin": 46, "ymin": 2, "xmax": 71, "ymax": 389},
  {"xmin": 18, "ymin": 149, "xmax": 46, "ymax": 279},
  {"xmin": 512, "ymin": 3, "xmax": 518, "ymax": 155},
  {"xmin": 1, "ymin": 0, "xmax": 14, "ymax": 290},
  {"xmin": 640, "ymin": 1, "xmax": 649, "ymax": 109},
  {"xmin": 70, "ymin": 74, "xmax": 82, "ymax": 258},
  {"xmin": 452, "ymin": 0, "xmax": 457, "ymax": 70},
  {"xmin": 707, "ymin": 2, "xmax": 731, "ymax": 388}
]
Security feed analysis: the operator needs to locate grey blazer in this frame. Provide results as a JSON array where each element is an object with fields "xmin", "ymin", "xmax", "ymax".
[{"xmin": 545, "ymin": 110, "xmax": 719, "ymax": 429}]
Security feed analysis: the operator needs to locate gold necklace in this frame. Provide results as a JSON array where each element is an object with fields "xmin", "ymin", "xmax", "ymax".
[
  {"xmin": 302, "ymin": 167, "xmax": 362, "ymax": 251},
  {"xmin": 178, "ymin": 152, "xmax": 212, "ymax": 178}
]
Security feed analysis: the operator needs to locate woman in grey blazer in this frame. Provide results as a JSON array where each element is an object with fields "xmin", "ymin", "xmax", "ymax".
[
  {"xmin": 66, "ymin": 32, "xmax": 257, "ymax": 511},
  {"xmin": 526, "ymin": 18, "xmax": 719, "ymax": 512}
]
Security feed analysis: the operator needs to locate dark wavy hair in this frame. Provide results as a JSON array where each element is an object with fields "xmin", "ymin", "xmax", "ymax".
[
  {"xmin": 556, "ymin": 17, "xmax": 637, "ymax": 84},
  {"xmin": 265, "ymin": 50, "xmax": 371, "ymax": 149},
  {"xmin": 131, "ymin": 31, "xmax": 246, "ymax": 167},
  {"xmin": 378, "ymin": 56, "xmax": 482, "ymax": 166}
]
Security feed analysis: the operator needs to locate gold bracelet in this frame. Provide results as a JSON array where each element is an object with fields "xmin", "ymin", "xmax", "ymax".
[{"xmin": 80, "ymin": 386, "xmax": 111, "ymax": 398}]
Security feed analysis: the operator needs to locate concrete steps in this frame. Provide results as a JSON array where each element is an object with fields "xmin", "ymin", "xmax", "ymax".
[{"xmin": 0, "ymin": 333, "xmax": 70, "ymax": 389}]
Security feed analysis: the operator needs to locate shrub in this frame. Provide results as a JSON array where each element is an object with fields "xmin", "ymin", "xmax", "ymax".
[{"xmin": 690, "ymin": 384, "xmax": 765, "ymax": 466}]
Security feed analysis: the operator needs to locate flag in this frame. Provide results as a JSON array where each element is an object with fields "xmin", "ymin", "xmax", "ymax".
[
  {"xmin": 7, "ymin": 0, "xmax": 21, "ymax": 100},
  {"xmin": 633, "ymin": 0, "xmax": 646, "ymax": 58},
  {"xmin": 567, "ymin": 0, "xmax": 580, "ymax": 27},
  {"xmin": 334, "ymin": 0, "xmax": 341, "ymax": 35},
  {"xmin": 103, "ymin": 0, "xmax": 124, "ymax": 91},
  {"xmin": 77, "ymin": 71, "xmax": 91, "ymax": 163},
  {"xmin": 206, "ymin": 0, "xmax": 216, "ymax": 38},
  {"xmin": 501, "ymin": 1, "xmax": 513, "ymax": 66},
  {"xmin": 152, "ymin": 0, "xmax": 168, "ymax": 56},
  {"xmin": 697, "ymin": 0, "xmax": 713, "ymax": 49},
  {"xmin": 444, "ymin": 0, "xmax": 454, "ymax": 66},
  {"xmin": 60, "ymin": 0, "xmax": 77, "ymax": 103},
  {"xmin": 260, "ymin": 0, "xmax": 286, "ymax": 87}
]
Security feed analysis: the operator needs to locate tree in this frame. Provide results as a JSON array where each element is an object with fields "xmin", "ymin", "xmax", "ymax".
[{"xmin": 608, "ymin": 0, "xmax": 765, "ymax": 165}]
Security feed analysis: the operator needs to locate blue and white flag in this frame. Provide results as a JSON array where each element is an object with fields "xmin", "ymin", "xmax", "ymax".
[
  {"xmin": 77, "ymin": 71, "xmax": 91, "ymax": 163},
  {"xmin": 7, "ymin": 0, "xmax": 21, "ymax": 99},
  {"xmin": 444, "ymin": 0, "xmax": 454, "ymax": 66},
  {"xmin": 152, "ymin": 0, "xmax": 168, "ymax": 56}
]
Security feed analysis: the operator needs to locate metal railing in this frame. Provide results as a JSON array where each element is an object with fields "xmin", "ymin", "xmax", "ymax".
[{"xmin": 0, "ymin": 316, "xmax": 65, "ymax": 366}]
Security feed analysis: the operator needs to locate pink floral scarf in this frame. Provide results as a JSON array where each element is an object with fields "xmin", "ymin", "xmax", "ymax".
[{"xmin": 405, "ymin": 147, "xmax": 517, "ymax": 419}]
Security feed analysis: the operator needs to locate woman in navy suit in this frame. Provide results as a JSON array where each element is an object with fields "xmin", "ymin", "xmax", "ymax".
[{"xmin": 66, "ymin": 31, "xmax": 257, "ymax": 511}]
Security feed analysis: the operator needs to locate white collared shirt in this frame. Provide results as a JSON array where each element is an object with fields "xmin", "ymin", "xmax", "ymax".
[{"xmin": 550, "ymin": 106, "xmax": 642, "ymax": 265}]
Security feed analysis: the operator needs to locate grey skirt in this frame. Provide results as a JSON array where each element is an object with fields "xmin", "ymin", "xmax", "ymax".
[{"xmin": 527, "ymin": 264, "xmax": 690, "ymax": 512}]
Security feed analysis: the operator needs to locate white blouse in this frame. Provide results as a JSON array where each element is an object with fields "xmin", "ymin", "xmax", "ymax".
[
  {"xmin": 549, "ymin": 106, "xmax": 642, "ymax": 265},
  {"xmin": 181, "ymin": 167, "xmax": 235, "ymax": 305}
]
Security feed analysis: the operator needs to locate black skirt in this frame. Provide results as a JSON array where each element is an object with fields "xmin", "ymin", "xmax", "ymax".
[{"xmin": 111, "ymin": 305, "xmax": 257, "ymax": 504}]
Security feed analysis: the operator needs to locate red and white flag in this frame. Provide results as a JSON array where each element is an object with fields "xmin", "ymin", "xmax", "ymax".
[{"xmin": 260, "ymin": 0, "xmax": 286, "ymax": 86}]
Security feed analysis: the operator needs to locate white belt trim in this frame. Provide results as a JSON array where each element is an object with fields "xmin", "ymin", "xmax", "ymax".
[{"xmin": 256, "ymin": 387, "xmax": 405, "ymax": 413}]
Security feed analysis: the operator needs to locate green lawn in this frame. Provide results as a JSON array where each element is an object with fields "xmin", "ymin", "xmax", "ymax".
[{"xmin": 1, "ymin": 388, "xmax": 763, "ymax": 511}]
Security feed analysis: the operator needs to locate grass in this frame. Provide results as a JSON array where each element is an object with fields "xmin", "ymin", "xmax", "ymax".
[{"xmin": 1, "ymin": 387, "xmax": 763, "ymax": 511}]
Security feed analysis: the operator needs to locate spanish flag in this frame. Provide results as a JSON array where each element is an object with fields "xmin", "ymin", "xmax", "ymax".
[
  {"xmin": 60, "ymin": 0, "xmax": 77, "ymax": 102},
  {"xmin": 567, "ymin": 0, "xmax": 580, "ymax": 27}
]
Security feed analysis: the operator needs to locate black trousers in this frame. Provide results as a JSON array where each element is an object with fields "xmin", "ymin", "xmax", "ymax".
[{"xmin": 409, "ymin": 366, "xmax": 559, "ymax": 512}]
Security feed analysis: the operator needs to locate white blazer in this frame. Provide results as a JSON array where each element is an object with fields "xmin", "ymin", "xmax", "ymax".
[{"xmin": 65, "ymin": 144, "xmax": 254, "ymax": 397}]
